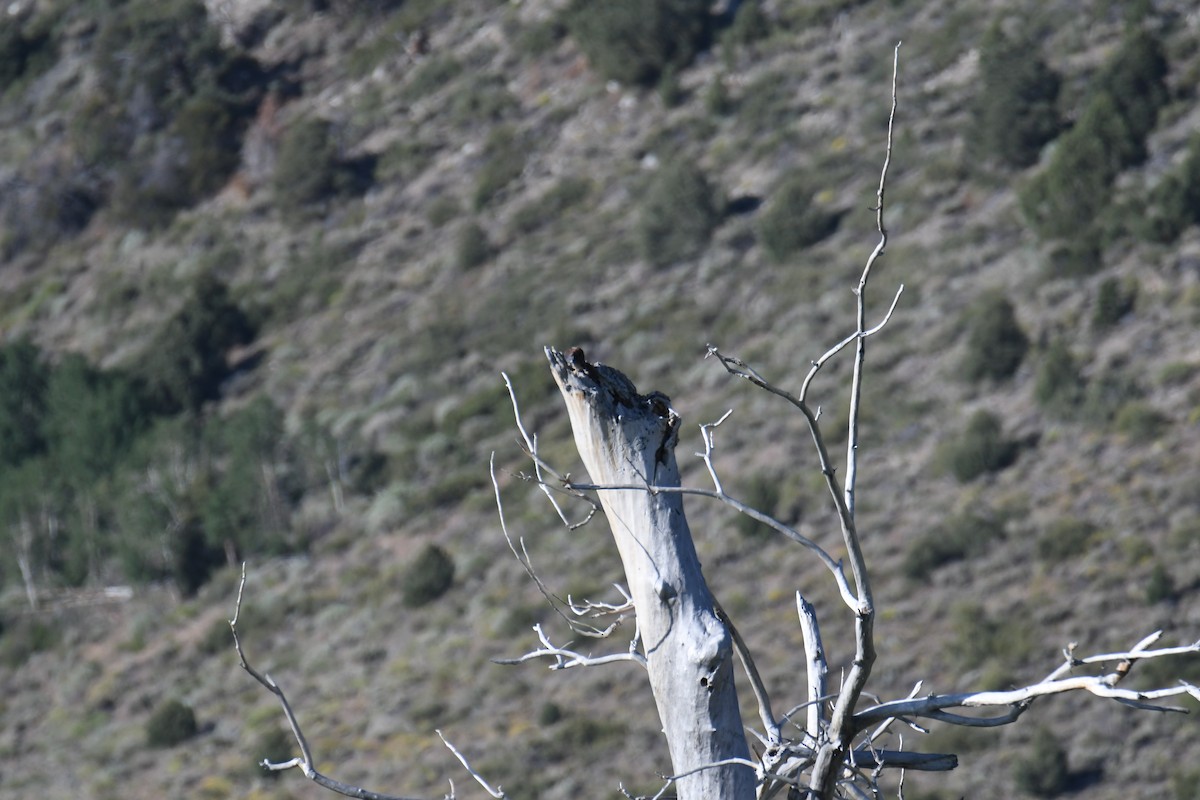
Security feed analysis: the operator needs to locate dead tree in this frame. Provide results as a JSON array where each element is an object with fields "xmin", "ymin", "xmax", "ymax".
[{"xmin": 229, "ymin": 45, "xmax": 1199, "ymax": 800}]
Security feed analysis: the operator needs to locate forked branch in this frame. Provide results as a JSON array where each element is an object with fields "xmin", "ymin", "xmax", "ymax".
[{"xmin": 229, "ymin": 564, "xmax": 503, "ymax": 800}]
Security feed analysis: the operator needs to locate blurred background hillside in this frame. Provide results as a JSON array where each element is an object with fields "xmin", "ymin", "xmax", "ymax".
[{"xmin": 1, "ymin": 1, "xmax": 1199, "ymax": 798}]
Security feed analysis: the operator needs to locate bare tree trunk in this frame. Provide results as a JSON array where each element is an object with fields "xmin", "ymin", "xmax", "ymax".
[
  {"xmin": 547, "ymin": 347, "xmax": 754, "ymax": 800},
  {"xmin": 14, "ymin": 515, "xmax": 39, "ymax": 612}
]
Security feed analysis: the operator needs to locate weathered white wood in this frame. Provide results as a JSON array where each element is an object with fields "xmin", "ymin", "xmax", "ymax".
[{"xmin": 546, "ymin": 347, "xmax": 754, "ymax": 800}]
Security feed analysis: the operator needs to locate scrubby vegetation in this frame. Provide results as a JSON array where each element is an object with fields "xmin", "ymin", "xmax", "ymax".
[
  {"xmin": 565, "ymin": 0, "xmax": 712, "ymax": 86},
  {"xmin": 1012, "ymin": 727, "xmax": 1070, "ymax": 798},
  {"xmin": 401, "ymin": 544, "xmax": 456, "ymax": 608},
  {"xmin": 1, "ymin": 1, "xmax": 1198, "ymax": 798},
  {"xmin": 960, "ymin": 293, "xmax": 1029, "ymax": 383},
  {"xmin": 757, "ymin": 170, "xmax": 840, "ymax": 263},
  {"xmin": 638, "ymin": 159, "xmax": 722, "ymax": 267},
  {"xmin": 902, "ymin": 511, "xmax": 1007, "ymax": 582},
  {"xmin": 1020, "ymin": 29, "xmax": 1169, "ymax": 243},
  {"xmin": 968, "ymin": 22, "xmax": 1061, "ymax": 169},
  {"xmin": 145, "ymin": 699, "xmax": 199, "ymax": 748},
  {"xmin": 934, "ymin": 411, "xmax": 1019, "ymax": 483}
]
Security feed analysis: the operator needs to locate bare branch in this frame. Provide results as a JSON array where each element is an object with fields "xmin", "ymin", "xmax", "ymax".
[
  {"xmin": 490, "ymin": 453, "xmax": 613, "ymax": 638},
  {"xmin": 493, "ymin": 622, "xmax": 648, "ymax": 670},
  {"xmin": 502, "ymin": 371, "xmax": 587, "ymax": 528},
  {"xmin": 696, "ymin": 409, "xmax": 735, "ymax": 495},
  {"xmin": 853, "ymin": 634, "xmax": 1200, "ymax": 728},
  {"xmin": 803, "ymin": 40, "xmax": 903, "ymax": 799},
  {"xmin": 437, "ymin": 731, "xmax": 506, "ymax": 799},
  {"xmin": 566, "ymin": 583, "xmax": 634, "ymax": 618},
  {"xmin": 847, "ymin": 748, "xmax": 956, "ymax": 772},
  {"xmin": 564, "ymin": 478, "xmax": 857, "ymax": 608},
  {"xmin": 229, "ymin": 565, "xmax": 426, "ymax": 800},
  {"xmin": 843, "ymin": 36, "xmax": 903, "ymax": 517},
  {"xmin": 797, "ymin": 594, "xmax": 829, "ymax": 747}
]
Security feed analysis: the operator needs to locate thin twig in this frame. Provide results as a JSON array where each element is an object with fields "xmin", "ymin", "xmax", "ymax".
[
  {"xmin": 229, "ymin": 565, "xmax": 425, "ymax": 800},
  {"xmin": 845, "ymin": 37, "xmax": 901, "ymax": 519},
  {"xmin": 502, "ymin": 371, "xmax": 600, "ymax": 531},
  {"xmin": 696, "ymin": 409, "xmax": 735, "ymax": 495},
  {"xmin": 562, "ymin": 477, "xmax": 857, "ymax": 608},
  {"xmin": 437, "ymin": 731, "xmax": 507, "ymax": 799},
  {"xmin": 490, "ymin": 453, "xmax": 612, "ymax": 637},
  {"xmin": 493, "ymin": 623, "xmax": 648, "ymax": 669}
]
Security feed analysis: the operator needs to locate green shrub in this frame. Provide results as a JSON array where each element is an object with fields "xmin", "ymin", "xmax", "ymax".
[
  {"xmin": 1080, "ymin": 368, "xmax": 1143, "ymax": 427},
  {"xmin": 455, "ymin": 221, "xmax": 492, "ymax": 270},
  {"xmin": 734, "ymin": 473, "xmax": 781, "ymax": 539},
  {"xmin": 658, "ymin": 63, "xmax": 685, "ymax": 108},
  {"xmin": 934, "ymin": 411, "xmax": 1018, "ymax": 483},
  {"xmin": 0, "ymin": 615, "xmax": 60, "ymax": 667},
  {"xmin": 1113, "ymin": 401, "xmax": 1169, "ymax": 440},
  {"xmin": 447, "ymin": 74, "xmax": 518, "ymax": 128},
  {"xmin": 145, "ymin": 699, "xmax": 198, "ymax": 748},
  {"xmin": 1169, "ymin": 517, "xmax": 1200, "ymax": 551},
  {"xmin": 1172, "ymin": 767, "xmax": 1200, "ymax": 800},
  {"xmin": 1137, "ymin": 135, "xmax": 1200, "ymax": 243},
  {"xmin": 0, "ymin": 155, "xmax": 100, "ymax": 257},
  {"xmin": 509, "ymin": 177, "xmax": 591, "ymax": 236},
  {"xmin": 1145, "ymin": 562, "xmax": 1176, "ymax": 605},
  {"xmin": 172, "ymin": 516, "xmax": 225, "ymax": 596},
  {"xmin": 0, "ymin": 25, "xmax": 28, "ymax": 86},
  {"xmin": 518, "ymin": 18, "xmax": 568, "ymax": 58},
  {"xmin": 1034, "ymin": 340, "xmax": 1084, "ymax": 418},
  {"xmin": 758, "ymin": 170, "xmax": 840, "ymax": 263},
  {"xmin": 1043, "ymin": 238, "xmax": 1103, "ymax": 279},
  {"xmin": 402, "ymin": 543, "xmax": 456, "ymax": 607},
  {"xmin": 565, "ymin": 0, "xmax": 712, "ymax": 86},
  {"xmin": 171, "ymin": 88, "xmax": 245, "ymax": 196},
  {"xmin": 1013, "ymin": 727, "xmax": 1069, "ymax": 797},
  {"xmin": 137, "ymin": 273, "xmax": 257, "ymax": 414},
  {"xmin": 638, "ymin": 159, "xmax": 721, "ymax": 267},
  {"xmin": 902, "ymin": 511, "xmax": 1006, "ymax": 581},
  {"xmin": 1020, "ymin": 30, "xmax": 1168, "ymax": 241},
  {"xmin": 721, "ymin": 0, "xmax": 770, "ymax": 51},
  {"xmin": 1093, "ymin": 276, "xmax": 1137, "ymax": 329},
  {"xmin": 538, "ymin": 702, "xmax": 564, "ymax": 726},
  {"xmin": 274, "ymin": 117, "xmax": 343, "ymax": 214},
  {"xmin": 1159, "ymin": 361, "xmax": 1200, "ymax": 387},
  {"xmin": 0, "ymin": 16, "xmax": 55, "ymax": 87},
  {"xmin": 0, "ymin": 338, "xmax": 50, "ymax": 468},
  {"xmin": 378, "ymin": 138, "xmax": 438, "ymax": 183},
  {"xmin": 1020, "ymin": 94, "xmax": 1130, "ymax": 240},
  {"xmin": 1036, "ymin": 517, "xmax": 1098, "ymax": 563},
  {"xmin": 202, "ymin": 396, "xmax": 295, "ymax": 561},
  {"xmin": 960, "ymin": 293, "xmax": 1028, "ymax": 383},
  {"xmin": 251, "ymin": 726, "xmax": 294, "ymax": 777},
  {"xmin": 704, "ymin": 75, "xmax": 733, "ymax": 116},
  {"xmin": 1095, "ymin": 29, "xmax": 1168, "ymax": 148},
  {"xmin": 949, "ymin": 602, "xmax": 1033, "ymax": 671},
  {"xmin": 968, "ymin": 22, "xmax": 1061, "ymax": 169},
  {"xmin": 427, "ymin": 195, "xmax": 462, "ymax": 228},
  {"xmin": 92, "ymin": 0, "xmax": 230, "ymax": 127},
  {"xmin": 473, "ymin": 126, "xmax": 526, "ymax": 209},
  {"xmin": 44, "ymin": 355, "xmax": 151, "ymax": 489}
]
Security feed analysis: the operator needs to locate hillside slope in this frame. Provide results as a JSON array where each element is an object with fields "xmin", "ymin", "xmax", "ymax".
[{"xmin": 1, "ymin": 1, "xmax": 1199, "ymax": 798}]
